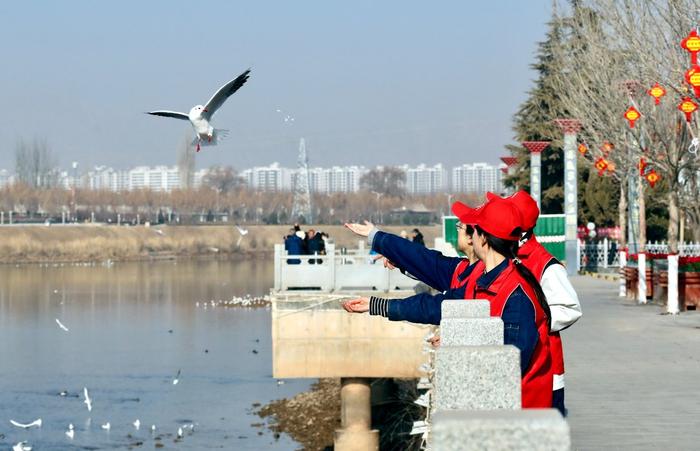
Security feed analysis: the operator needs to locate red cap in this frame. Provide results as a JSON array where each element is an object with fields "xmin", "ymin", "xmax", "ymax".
[
  {"xmin": 451, "ymin": 197, "xmax": 523, "ymax": 241},
  {"xmin": 486, "ymin": 190, "xmax": 539, "ymax": 230}
]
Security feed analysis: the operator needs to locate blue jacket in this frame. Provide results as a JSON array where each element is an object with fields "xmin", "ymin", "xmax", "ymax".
[
  {"xmin": 371, "ymin": 230, "xmax": 538, "ymax": 374},
  {"xmin": 284, "ymin": 235, "xmax": 304, "ymax": 264}
]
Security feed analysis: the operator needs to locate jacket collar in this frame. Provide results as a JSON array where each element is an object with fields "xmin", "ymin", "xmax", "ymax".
[
  {"xmin": 518, "ymin": 234, "xmax": 539, "ymax": 257},
  {"xmin": 476, "ymin": 258, "xmax": 511, "ymax": 292},
  {"xmin": 456, "ymin": 260, "xmax": 477, "ymax": 282}
]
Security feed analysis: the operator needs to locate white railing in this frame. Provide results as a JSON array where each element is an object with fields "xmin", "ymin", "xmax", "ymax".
[
  {"xmin": 580, "ymin": 240, "xmax": 700, "ymax": 270},
  {"xmin": 273, "ymin": 242, "xmax": 420, "ymax": 292},
  {"xmin": 579, "ymin": 238, "xmax": 620, "ymax": 269},
  {"xmin": 644, "ymin": 241, "xmax": 700, "ymax": 256}
]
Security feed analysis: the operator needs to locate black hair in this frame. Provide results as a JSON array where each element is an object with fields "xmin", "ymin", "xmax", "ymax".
[{"xmin": 474, "ymin": 225, "xmax": 551, "ymax": 331}]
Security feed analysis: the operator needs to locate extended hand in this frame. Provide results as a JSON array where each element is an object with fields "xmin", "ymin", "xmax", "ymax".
[
  {"xmin": 341, "ymin": 297, "xmax": 370, "ymax": 313},
  {"xmin": 344, "ymin": 220, "xmax": 375, "ymax": 237},
  {"xmin": 371, "ymin": 253, "xmax": 396, "ymax": 270}
]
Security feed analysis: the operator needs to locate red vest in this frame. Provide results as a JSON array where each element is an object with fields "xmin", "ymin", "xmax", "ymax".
[
  {"xmin": 459, "ymin": 260, "xmax": 553, "ymax": 408},
  {"xmin": 449, "ymin": 259, "xmax": 472, "ymax": 290},
  {"xmin": 519, "ymin": 236, "xmax": 565, "ymax": 378}
]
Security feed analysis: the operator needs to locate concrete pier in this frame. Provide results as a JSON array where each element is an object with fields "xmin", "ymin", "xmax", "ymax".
[{"xmin": 334, "ymin": 378, "xmax": 379, "ymax": 451}]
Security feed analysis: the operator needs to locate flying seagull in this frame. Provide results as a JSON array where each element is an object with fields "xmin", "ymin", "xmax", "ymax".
[
  {"xmin": 147, "ymin": 69, "xmax": 251, "ymax": 152},
  {"xmin": 55, "ymin": 318, "xmax": 69, "ymax": 332},
  {"xmin": 13, "ymin": 441, "xmax": 32, "ymax": 451},
  {"xmin": 10, "ymin": 419, "xmax": 42, "ymax": 429},
  {"xmin": 235, "ymin": 225, "xmax": 249, "ymax": 247},
  {"xmin": 83, "ymin": 387, "xmax": 92, "ymax": 412}
]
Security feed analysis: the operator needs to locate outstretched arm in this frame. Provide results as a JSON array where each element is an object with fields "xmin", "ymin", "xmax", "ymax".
[
  {"xmin": 342, "ymin": 292, "xmax": 448, "ymax": 325},
  {"xmin": 345, "ymin": 222, "xmax": 463, "ymax": 291}
]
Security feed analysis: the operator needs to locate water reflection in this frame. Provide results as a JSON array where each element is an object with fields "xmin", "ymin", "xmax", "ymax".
[{"xmin": 0, "ymin": 259, "xmax": 309, "ymax": 450}]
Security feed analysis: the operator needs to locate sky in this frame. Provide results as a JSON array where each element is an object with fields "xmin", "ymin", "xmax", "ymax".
[{"xmin": 0, "ymin": 1, "xmax": 552, "ymax": 172}]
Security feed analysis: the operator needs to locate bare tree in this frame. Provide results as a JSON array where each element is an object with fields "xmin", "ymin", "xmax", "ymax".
[
  {"xmin": 15, "ymin": 138, "xmax": 59, "ymax": 189},
  {"xmin": 552, "ymin": 0, "xmax": 700, "ymax": 252},
  {"xmin": 360, "ymin": 166, "xmax": 407, "ymax": 197},
  {"xmin": 202, "ymin": 166, "xmax": 245, "ymax": 194}
]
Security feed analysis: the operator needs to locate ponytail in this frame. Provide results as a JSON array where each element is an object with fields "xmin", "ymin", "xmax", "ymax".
[{"xmin": 474, "ymin": 226, "xmax": 552, "ymax": 331}]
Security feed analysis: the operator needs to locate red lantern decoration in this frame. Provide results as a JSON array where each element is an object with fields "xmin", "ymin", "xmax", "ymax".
[
  {"xmin": 678, "ymin": 97, "xmax": 698, "ymax": 122},
  {"xmin": 681, "ymin": 29, "xmax": 700, "ymax": 65},
  {"xmin": 594, "ymin": 157, "xmax": 609, "ymax": 175},
  {"xmin": 685, "ymin": 66, "xmax": 700, "ymax": 97},
  {"xmin": 624, "ymin": 106, "xmax": 641, "ymax": 128},
  {"xmin": 601, "ymin": 141, "xmax": 614, "ymax": 154},
  {"xmin": 639, "ymin": 157, "xmax": 647, "ymax": 176},
  {"xmin": 647, "ymin": 83, "xmax": 666, "ymax": 105},
  {"xmin": 646, "ymin": 169, "xmax": 660, "ymax": 188},
  {"xmin": 578, "ymin": 143, "xmax": 587, "ymax": 155}
]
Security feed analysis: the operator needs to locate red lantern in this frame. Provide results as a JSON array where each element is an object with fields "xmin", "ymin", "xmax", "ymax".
[
  {"xmin": 578, "ymin": 143, "xmax": 587, "ymax": 155},
  {"xmin": 647, "ymin": 83, "xmax": 666, "ymax": 105},
  {"xmin": 681, "ymin": 29, "xmax": 700, "ymax": 65},
  {"xmin": 594, "ymin": 157, "xmax": 609, "ymax": 175},
  {"xmin": 639, "ymin": 157, "xmax": 647, "ymax": 176},
  {"xmin": 601, "ymin": 141, "xmax": 614, "ymax": 154},
  {"xmin": 685, "ymin": 66, "xmax": 700, "ymax": 97},
  {"xmin": 678, "ymin": 97, "xmax": 698, "ymax": 122},
  {"xmin": 624, "ymin": 106, "xmax": 641, "ymax": 128},
  {"xmin": 646, "ymin": 169, "xmax": 660, "ymax": 188}
]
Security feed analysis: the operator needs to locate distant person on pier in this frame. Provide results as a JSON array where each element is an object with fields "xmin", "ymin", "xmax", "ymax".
[
  {"xmin": 306, "ymin": 228, "xmax": 325, "ymax": 264},
  {"xmin": 411, "ymin": 228, "xmax": 425, "ymax": 246},
  {"xmin": 284, "ymin": 228, "xmax": 303, "ymax": 264}
]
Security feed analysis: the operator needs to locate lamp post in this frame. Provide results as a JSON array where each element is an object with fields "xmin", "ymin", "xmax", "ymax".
[
  {"xmin": 500, "ymin": 157, "xmax": 518, "ymax": 195},
  {"xmin": 554, "ymin": 119, "xmax": 582, "ymax": 276},
  {"xmin": 521, "ymin": 141, "xmax": 551, "ymax": 209}
]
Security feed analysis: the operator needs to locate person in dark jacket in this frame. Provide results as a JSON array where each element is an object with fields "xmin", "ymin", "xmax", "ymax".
[
  {"xmin": 411, "ymin": 228, "xmax": 425, "ymax": 246},
  {"xmin": 306, "ymin": 229, "xmax": 325, "ymax": 264},
  {"xmin": 284, "ymin": 228, "xmax": 304, "ymax": 264}
]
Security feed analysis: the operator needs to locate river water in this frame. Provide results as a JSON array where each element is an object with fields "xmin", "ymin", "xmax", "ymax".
[{"xmin": 0, "ymin": 259, "xmax": 310, "ymax": 450}]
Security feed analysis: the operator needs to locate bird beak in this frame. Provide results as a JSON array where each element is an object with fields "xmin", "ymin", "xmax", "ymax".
[{"xmin": 203, "ymin": 108, "xmax": 208, "ymax": 112}]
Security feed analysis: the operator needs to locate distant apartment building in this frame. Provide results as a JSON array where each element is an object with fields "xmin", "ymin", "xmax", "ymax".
[
  {"xmin": 405, "ymin": 164, "xmax": 448, "ymax": 194},
  {"xmin": 308, "ymin": 166, "xmax": 367, "ymax": 193},
  {"xmin": 0, "ymin": 169, "xmax": 13, "ymax": 188},
  {"xmin": 127, "ymin": 166, "xmax": 180, "ymax": 192},
  {"xmin": 452, "ymin": 162, "xmax": 505, "ymax": 194},
  {"xmin": 239, "ymin": 162, "xmax": 293, "ymax": 191}
]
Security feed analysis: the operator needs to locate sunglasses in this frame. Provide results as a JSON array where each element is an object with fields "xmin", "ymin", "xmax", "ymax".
[{"xmin": 455, "ymin": 223, "xmax": 474, "ymax": 235}]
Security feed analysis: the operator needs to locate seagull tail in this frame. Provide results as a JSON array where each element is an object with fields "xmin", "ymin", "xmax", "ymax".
[{"xmin": 192, "ymin": 129, "xmax": 230, "ymax": 148}]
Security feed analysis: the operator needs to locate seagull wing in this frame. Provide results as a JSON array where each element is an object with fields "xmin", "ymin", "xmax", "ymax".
[
  {"xmin": 146, "ymin": 110, "xmax": 190, "ymax": 120},
  {"xmin": 203, "ymin": 69, "xmax": 251, "ymax": 119}
]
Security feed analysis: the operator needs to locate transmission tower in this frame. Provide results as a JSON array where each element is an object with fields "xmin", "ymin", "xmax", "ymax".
[{"xmin": 291, "ymin": 137, "xmax": 313, "ymax": 223}]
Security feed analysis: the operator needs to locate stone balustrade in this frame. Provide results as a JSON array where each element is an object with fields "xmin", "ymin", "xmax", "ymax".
[{"xmin": 428, "ymin": 299, "xmax": 571, "ymax": 450}]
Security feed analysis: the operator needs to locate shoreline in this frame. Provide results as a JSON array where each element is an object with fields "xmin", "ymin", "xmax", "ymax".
[{"xmin": 0, "ymin": 224, "xmax": 440, "ymax": 265}]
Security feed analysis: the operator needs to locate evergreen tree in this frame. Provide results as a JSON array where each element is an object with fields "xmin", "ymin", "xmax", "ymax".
[{"xmin": 504, "ymin": 8, "xmax": 566, "ymax": 214}]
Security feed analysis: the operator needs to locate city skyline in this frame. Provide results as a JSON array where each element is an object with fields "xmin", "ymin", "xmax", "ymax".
[{"xmin": 0, "ymin": 160, "xmax": 505, "ymax": 195}]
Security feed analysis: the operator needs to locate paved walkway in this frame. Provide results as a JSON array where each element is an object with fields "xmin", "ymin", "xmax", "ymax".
[{"xmin": 566, "ymin": 276, "xmax": 700, "ymax": 450}]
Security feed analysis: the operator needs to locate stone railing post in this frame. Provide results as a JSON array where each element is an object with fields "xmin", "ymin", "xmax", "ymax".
[
  {"xmin": 430, "ymin": 300, "xmax": 571, "ymax": 450},
  {"xmin": 273, "ymin": 244, "xmax": 283, "ymax": 291},
  {"xmin": 668, "ymin": 254, "xmax": 680, "ymax": 314},
  {"xmin": 619, "ymin": 250, "xmax": 627, "ymax": 297},
  {"xmin": 434, "ymin": 300, "xmax": 520, "ymax": 411}
]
